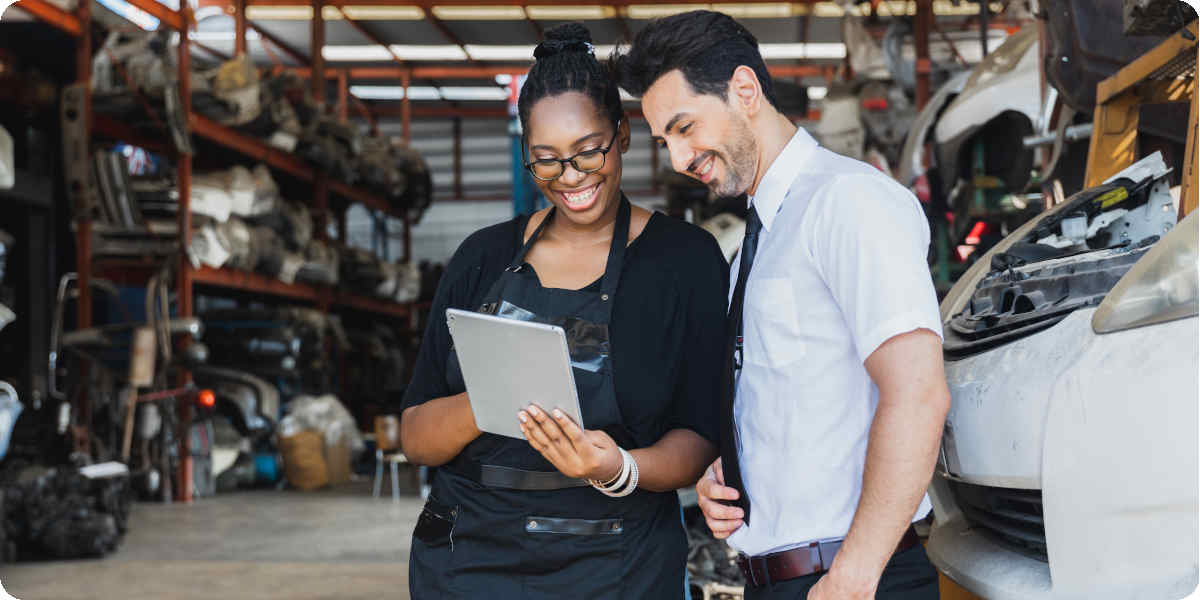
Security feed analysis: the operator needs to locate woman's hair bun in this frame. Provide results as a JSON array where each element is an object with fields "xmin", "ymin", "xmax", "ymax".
[{"xmin": 533, "ymin": 23, "xmax": 594, "ymax": 60}]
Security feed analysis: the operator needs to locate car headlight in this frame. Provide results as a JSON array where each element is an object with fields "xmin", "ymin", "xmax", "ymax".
[{"xmin": 1092, "ymin": 210, "xmax": 1198, "ymax": 334}]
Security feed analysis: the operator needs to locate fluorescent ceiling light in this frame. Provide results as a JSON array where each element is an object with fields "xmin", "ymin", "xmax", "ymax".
[
  {"xmin": 350, "ymin": 86, "xmax": 441, "ymax": 101},
  {"xmin": 438, "ymin": 87, "xmax": 509, "ymax": 101},
  {"xmin": 390, "ymin": 45, "xmax": 469, "ymax": 61},
  {"xmin": 711, "ymin": 3, "xmax": 798, "ymax": 18},
  {"xmin": 759, "ymin": 43, "xmax": 846, "ymax": 59},
  {"xmin": 495, "ymin": 74, "xmax": 513, "ymax": 86},
  {"xmin": 431, "ymin": 6, "xmax": 527, "ymax": 20},
  {"xmin": 525, "ymin": 6, "xmax": 616, "ymax": 19},
  {"xmin": 324, "ymin": 45, "xmax": 394, "ymax": 61},
  {"xmin": 807, "ymin": 86, "xmax": 828, "ymax": 100},
  {"xmin": 624, "ymin": 4, "xmax": 709, "ymax": 19},
  {"xmin": 465, "ymin": 45, "xmax": 536, "ymax": 61},
  {"xmin": 324, "ymin": 45, "xmax": 468, "ymax": 61},
  {"xmin": 341, "ymin": 6, "xmax": 425, "ymax": 20},
  {"xmin": 349, "ymin": 85, "xmax": 508, "ymax": 101},
  {"xmin": 96, "ymin": 0, "xmax": 159, "ymax": 30},
  {"xmin": 246, "ymin": 5, "xmax": 312, "ymax": 19}
]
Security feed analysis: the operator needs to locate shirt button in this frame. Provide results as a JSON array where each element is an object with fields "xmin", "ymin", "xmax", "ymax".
[
  {"xmin": 528, "ymin": 520, "xmax": 538, "ymax": 529},
  {"xmin": 601, "ymin": 294, "xmax": 609, "ymax": 301}
]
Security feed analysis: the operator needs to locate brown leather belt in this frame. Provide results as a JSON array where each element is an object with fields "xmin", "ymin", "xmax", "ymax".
[{"xmin": 736, "ymin": 525, "xmax": 921, "ymax": 588}]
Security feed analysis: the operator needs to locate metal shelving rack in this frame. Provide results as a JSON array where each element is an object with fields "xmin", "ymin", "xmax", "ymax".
[{"xmin": 19, "ymin": 0, "xmax": 418, "ymax": 501}]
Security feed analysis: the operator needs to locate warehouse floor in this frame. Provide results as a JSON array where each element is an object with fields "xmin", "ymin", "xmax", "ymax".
[{"xmin": 1, "ymin": 478, "xmax": 423, "ymax": 600}]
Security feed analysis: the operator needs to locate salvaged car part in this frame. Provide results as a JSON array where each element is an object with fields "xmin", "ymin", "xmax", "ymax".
[
  {"xmin": 1041, "ymin": 0, "xmax": 1176, "ymax": 113},
  {"xmin": 942, "ymin": 152, "xmax": 1179, "ymax": 358},
  {"xmin": 935, "ymin": 26, "xmax": 1042, "ymax": 197},
  {"xmin": 191, "ymin": 55, "xmax": 263, "ymax": 127},
  {"xmin": 0, "ymin": 463, "xmax": 131, "ymax": 560}
]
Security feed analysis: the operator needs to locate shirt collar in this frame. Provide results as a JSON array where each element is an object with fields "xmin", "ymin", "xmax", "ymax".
[{"xmin": 747, "ymin": 127, "xmax": 817, "ymax": 232}]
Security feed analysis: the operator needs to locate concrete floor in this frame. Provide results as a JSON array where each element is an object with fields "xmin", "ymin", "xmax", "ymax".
[{"xmin": 0, "ymin": 477, "xmax": 424, "ymax": 600}]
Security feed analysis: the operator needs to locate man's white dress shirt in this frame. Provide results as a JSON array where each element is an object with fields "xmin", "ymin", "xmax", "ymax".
[{"xmin": 726, "ymin": 127, "xmax": 942, "ymax": 557}]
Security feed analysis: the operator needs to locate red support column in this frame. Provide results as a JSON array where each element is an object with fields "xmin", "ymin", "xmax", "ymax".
[
  {"xmin": 72, "ymin": 0, "xmax": 93, "ymax": 456},
  {"xmin": 312, "ymin": 0, "xmax": 325, "ymax": 108},
  {"xmin": 176, "ymin": 5, "xmax": 195, "ymax": 504},
  {"xmin": 338, "ymin": 69, "xmax": 349, "ymax": 122},
  {"xmin": 234, "ymin": 0, "xmax": 247, "ymax": 56},
  {"xmin": 914, "ymin": 0, "xmax": 933, "ymax": 110}
]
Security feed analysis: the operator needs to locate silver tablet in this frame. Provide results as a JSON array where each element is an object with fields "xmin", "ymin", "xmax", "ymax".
[{"xmin": 446, "ymin": 308, "xmax": 583, "ymax": 439}]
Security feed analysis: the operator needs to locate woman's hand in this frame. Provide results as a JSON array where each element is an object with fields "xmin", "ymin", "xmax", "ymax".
[{"xmin": 518, "ymin": 405, "xmax": 623, "ymax": 482}]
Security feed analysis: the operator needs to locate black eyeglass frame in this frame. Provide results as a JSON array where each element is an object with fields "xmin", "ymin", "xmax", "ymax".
[{"xmin": 522, "ymin": 122, "xmax": 622, "ymax": 182}]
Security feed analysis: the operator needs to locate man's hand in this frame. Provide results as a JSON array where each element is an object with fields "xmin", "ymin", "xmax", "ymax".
[
  {"xmin": 518, "ymin": 405, "xmax": 623, "ymax": 481},
  {"xmin": 695, "ymin": 458, "xmax": 744, "ymax": 538},
  {"xmin": 806, "ymin": 567, "xmax": 876, "ymax": 600}
]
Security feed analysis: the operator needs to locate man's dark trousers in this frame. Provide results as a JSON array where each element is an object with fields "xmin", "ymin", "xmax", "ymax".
[{"xmin": 743, "ymin": 544, "xmax": 939, "ymax": 599}]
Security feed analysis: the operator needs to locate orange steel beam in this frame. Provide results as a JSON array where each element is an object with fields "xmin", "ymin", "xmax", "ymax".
[
  {"xmin": 292, "ymin": 64, "xmax": 833, "ymax": 81},
  {"xmin": 126, "ymin": 0, "xmax": 186, "ymax": 30},
  {"xmin": 14, "ymin": 0, "xmax": 82, "ymax": 35}
]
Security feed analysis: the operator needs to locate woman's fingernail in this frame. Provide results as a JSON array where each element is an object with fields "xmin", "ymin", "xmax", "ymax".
[
  {"xmin": 553, "ymin": 409, "xmax": 563, "ymax": 419},
  {"xmin": 528, "ymin": 406, "xmax": 540, "ymax": 416},
  {"xmin": 518, "ymin": 412, "xmax": 528, "ymax": 423}
]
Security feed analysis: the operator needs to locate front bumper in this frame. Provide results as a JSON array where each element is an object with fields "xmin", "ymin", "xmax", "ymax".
[{"xmin": 930, "ymin": 309, "xmax": 1199, "ymax": 599}]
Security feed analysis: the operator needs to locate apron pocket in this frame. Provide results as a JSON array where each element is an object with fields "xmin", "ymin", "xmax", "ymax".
[
  {"xmin": 521, "ymin": 515, "xmax": 625, "ymax": 599},
  {"xmin": 413, "ymin": 496, "xmax": 458, "ymax": 548}
]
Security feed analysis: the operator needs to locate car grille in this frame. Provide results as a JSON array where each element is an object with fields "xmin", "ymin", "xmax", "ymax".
[{"xmin": 950, "ymin": 480, "xmax": 1047, "ymax": 562}]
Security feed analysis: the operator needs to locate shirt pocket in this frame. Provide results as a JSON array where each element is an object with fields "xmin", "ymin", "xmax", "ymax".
[{"xmin": 745, "ymin": 276, "xmax": 806, "ymax": 368}]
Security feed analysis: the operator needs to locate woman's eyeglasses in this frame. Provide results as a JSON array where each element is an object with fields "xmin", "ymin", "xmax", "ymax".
[{"xmin": 523, "ymin": 125, "xmax": 620, "ymax": 182}]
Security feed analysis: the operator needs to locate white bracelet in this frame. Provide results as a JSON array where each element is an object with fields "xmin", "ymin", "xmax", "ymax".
[
  {"xmin": 596, "ymin": 448, "xmax": 638, "ymax": 498},
  {"xmin": 589, "ymin": 448, "xmax": 631, "ymax": 493}
]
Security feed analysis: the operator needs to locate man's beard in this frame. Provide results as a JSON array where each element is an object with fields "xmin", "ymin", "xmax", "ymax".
[{"xmin": 708, "ymin": 116, "xmax": 758, "ymax": 198}]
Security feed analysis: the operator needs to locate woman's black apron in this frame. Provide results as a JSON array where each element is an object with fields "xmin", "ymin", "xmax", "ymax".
[{"xmin": 408, "ymin": 197, "xmax": 686, "ymax": 599}]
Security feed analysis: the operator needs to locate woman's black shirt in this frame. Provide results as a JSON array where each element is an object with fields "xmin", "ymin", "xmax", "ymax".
[{"xmin": 401, "ymin": 210, "xmax": 728, "ymax": 456}]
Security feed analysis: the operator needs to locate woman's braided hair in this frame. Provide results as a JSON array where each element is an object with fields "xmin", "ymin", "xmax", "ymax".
[{"xmin": 517, "ymin": 23, "xmax": 623, "ymax": 133}]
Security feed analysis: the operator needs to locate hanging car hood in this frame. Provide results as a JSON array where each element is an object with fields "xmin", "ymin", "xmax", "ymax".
[
  {"xmin": 898, "ymin": 70, "xmax": 970, "ymax": 187},
  {"xmin": 933, "ymin": 26, "xmax": 1041, "ymax": 146}
]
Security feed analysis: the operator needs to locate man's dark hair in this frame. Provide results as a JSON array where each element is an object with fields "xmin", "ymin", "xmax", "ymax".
[
  {"xmin": 612, "ymin": 10, "xmax": 778, "ymax": 108},
  {"xmin": 518, "ymin": 23, "xmax": 623, "ymax": 132}
]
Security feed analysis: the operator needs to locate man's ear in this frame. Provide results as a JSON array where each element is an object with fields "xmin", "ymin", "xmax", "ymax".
[
  {"xmin": 728, "ymin": 65, "xmax": 763, "ymax": 118},
  {"xmin": 618, "ymin": 117, "xmax": 632, "ymax": 153}
]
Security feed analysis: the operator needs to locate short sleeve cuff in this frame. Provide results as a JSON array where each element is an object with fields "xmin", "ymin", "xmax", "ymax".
[{"xmin": 856, "ymin": 310, "xmax": 945, "ymax": 364}]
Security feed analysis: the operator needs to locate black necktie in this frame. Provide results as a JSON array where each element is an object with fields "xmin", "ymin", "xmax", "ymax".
[{"xmin": 719, "ymin": 205, "xmax": 761, "ymax": 524}]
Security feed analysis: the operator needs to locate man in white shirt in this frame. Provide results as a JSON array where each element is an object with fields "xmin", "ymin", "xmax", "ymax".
[{"xmin": 615, "ymin": 11, "xmax": 951, "ymax": 599}]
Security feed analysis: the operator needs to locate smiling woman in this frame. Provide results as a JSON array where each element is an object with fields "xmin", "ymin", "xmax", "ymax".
[{"xmin": 398, "ymin": 21, "xmax": 729, "ymax": 600}]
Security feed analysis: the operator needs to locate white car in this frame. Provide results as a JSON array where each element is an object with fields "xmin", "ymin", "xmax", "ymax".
[{"xmin": 927, "ymin": 152, "xmax": 1199, "ymax": 599}]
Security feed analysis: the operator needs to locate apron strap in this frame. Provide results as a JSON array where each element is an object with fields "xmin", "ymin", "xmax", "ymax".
[
  {"xmin": 598, "ymin": 196, "xmax": 631, "ymax": 300},
  {"xmin": 484, "ymin": 196, "xmax": 632, "ymax": 308}
]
